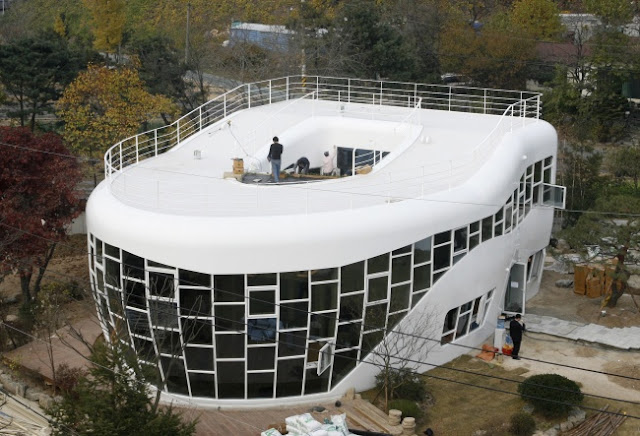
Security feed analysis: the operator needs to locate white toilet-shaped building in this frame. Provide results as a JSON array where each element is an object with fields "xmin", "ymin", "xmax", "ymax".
[{"xmin": 86, "ymin": 77, "xmax": 564, "ymax": 407}]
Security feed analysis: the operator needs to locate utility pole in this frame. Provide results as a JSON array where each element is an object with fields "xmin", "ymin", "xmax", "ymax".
[{"xmin": 185, "ymin": 2, "xmax": 191, "ymax": 64}]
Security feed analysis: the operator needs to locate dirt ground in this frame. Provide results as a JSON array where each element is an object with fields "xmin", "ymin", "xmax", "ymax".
[
  {"xmin": 0, "ymin": 234, "xmax": 91, "ymax": 323},
  {"xmin": 527, "ymin": 269, "xmax": 640, "ymax": 328}
]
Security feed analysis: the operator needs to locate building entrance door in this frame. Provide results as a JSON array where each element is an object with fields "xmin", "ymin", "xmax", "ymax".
[{"xmin": 504, "ymin": 263, "xmax": 526, "ymax": 314}]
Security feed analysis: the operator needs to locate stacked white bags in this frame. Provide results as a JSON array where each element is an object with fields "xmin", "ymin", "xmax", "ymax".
[{"xmin": 260, "ymin": 413, "xmax": 359, "ymax": 436}]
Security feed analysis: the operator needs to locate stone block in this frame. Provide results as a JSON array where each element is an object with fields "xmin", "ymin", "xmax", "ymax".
[
  {"xmin": 38, "ymin": 393, "xmax": 55, "ymax": 410},
  {"xmin": 25, "ymin": 388, "xmax": 41, "ymax": 402}
]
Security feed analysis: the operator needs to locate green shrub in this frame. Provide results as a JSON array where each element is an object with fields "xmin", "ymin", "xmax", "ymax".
[
  {"xmin": 389, "ymin": 399, "xmax": 422, "ymax": 421},
  {"xmin": 375, "ymin": 367, "xmax": 427, "ymax": 402},
  {"xmin": 518, "ymin": 374, "xmax": 584, "ymax": 418},
  {"xmin": 509, "ymin": 412, "xmax": 536, "ymax": 436}
]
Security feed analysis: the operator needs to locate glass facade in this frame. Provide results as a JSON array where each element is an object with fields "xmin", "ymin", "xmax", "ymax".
[{"xmin": 88, "ymin": 156, "xmax": 553, "ymax": 400}]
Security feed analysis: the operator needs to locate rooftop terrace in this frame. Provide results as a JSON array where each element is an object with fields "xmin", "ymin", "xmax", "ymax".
[{"xmin": 104, "ymin": 76, "xmax": 541, "ymax": 217}]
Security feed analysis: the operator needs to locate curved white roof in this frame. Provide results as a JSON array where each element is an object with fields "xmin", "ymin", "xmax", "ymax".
[{"xmin": 106, "ymin": 99, "xmax": 540, "ymax": 217}]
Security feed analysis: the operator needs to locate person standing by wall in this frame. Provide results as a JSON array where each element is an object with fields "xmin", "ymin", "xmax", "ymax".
[
  {"xmin": 268, "ymin": 136, "xmax": 283, "ymax": 182},
  {"xmin": 509, "ymin": 313, "xmax": 525, "ymax": 360}
]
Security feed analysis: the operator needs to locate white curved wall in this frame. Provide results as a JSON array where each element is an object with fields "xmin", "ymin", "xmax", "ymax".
[{"xmin": 86, "ymin": 111, "xmax": 557, "ymax": 407}]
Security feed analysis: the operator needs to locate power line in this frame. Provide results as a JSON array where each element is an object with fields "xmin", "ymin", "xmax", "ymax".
[
  {"xmin": 3, "ymin": 306, "xmax": 639, "ymax": 423},
  {"xmin": 6, "ymin": 240, "xmax": 640, "ymax": 409},
  {"xmin": 2, "ymin": 219, "xmax": 640, "ymax": 387}
]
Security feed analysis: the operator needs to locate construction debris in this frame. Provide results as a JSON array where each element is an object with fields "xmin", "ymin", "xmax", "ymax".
[{"xmin": 562, "ymin": 406, "xmax": 627, "ymax": 436}]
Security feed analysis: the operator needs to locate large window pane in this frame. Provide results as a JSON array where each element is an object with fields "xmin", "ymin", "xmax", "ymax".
[
  {"xmin": 391, "ymin": 256, "xmax": 411, "ymax": 284},
  {"xmin": 311, "ymin": 283, "xmax": 338, "ymax": 311},
  {"xmin": 276, "ymin": 358, "xmax": 304, "ymax": 397},
  {"xmin": 180, "ymin": 289, "xmax": 211, "ymax": 316},
  {"xmin": 368, "ymin": 276, "xmax": 388, "ymax": 302},
  {"xmin": 331, "ymin": 350, "xmax": 357, "ymax": 388},
  {"xmin": 149, "ymin": 300, "xmax": 178, "ymax": 328},
  {"xmin": 247, "ymin": 273, "xmax": 277, "ymax": 286},
  {"xmin": 216, "ymin": 334, "xmax": 245, "ymax": 358},
  {"xmin": 390, "ymin": 285, "xmax": 410, "ymax": 313},
  {"xmin": 453, "ymin": 227, "xmax": 468, "ymax": 252},
  {"xmin": 280, "ymin": 271, "xmax": 308, "ymax": 300},
  {"xmin": 149, "ymin": 272, "xmax": 174, "ymax": 298},
  {"xmin": 341, "ymin": 261, "xmax": 364, "ymax": 293},
  {"xmin": 311, "ymin": 268, "xmax": 337, "ymax": 282},
  {"xmin": 249, "ymin": 291, "xmax": 275, "ymax": 315},
  {"xmin": 248, "ymin": 347, "xmax": 275, "ymax": 370},
  {"xmin": 367, "ymin": 253, "xmax": 389, "ymax": 274},
  {"xmin": 413, "ymin": 264, "xmax": 431, "ymax": 292},
  {"xmin": 336, "ymin": 322, "xmax": 361, "ymax": 349},
  {"xmin": 188, "ymin": 372, "xmax": 216, "ymax": 398},
  {"xmin": 214, "ymin": 304, "xmax": 245, "ymax": 331},
  {"xmin": 364, "ymin": 304, "xmax": 386, "ymax": 331},
  {"xmin": 155, "ymin": 329, "xmax": 182, "ymax": 355},
  {"xmin": 185, "ymin": 347, "xmax": 214, "ymax": 371},
  {"xmin": 181, "ymin": 318, "xmax": 213, "ymax": 345},
  {"xmin": 124, "ymin": 279, "xmax": 146, "ymax": 309},
  {"xmin": 247, "ymin": 318, "xmax": 277, "ymax": 344},
  {"xmin": 482, "ymin": 217, "xmax": 493, "ymax": 242},
  {"xmin": 160, "ymin": 357, "xmax": 188, "ymax": 395},
  {"xmin": 127, "ymin": 309, "xmax": 150, "ymax": 337},
  {"xmin": 339, "ymin": 294, "xmax": 364, "ymax": 321},
  {"xmin": 105, "ymin": 259, "xmax": 121, "ymax": 288},
  {"xmin": 305, "ymin": 366, "xmax": 330, "ymax": 395},
  {"xmin": 217, "ymin": 361, "xmax": 245, "ymax": 398},
  {"xmin": 122, "ymin": 251, "xmax": 144, "ymax": 279},
  {"xmin": 310, "ymin": 313, "xmax": 337, "ymax": 339},
  {"xmin": 278, "ymin": 330, "xmax": 306, "ymax": 357},
  {"xmin": 105, "ymin": 243, "xmax": 120, "ymax": 259},
  {"xmin": 361, "ymin": 330, "xmax": 384, "ymax": 359},
  {"xmin": 414, "ymin": 237, "xmax": 432, "ymax": 264},
  {"xmin": 280, "ymin": 302, "xmax": 308, "ymax": 329},
  {"xmin": 214, "ymin": 275, "xmax": 245, "ymax": 302},
  {"xmin": 433, "ymin": 244, "xmax": 451, "ymax": 271},
  {"xmin": 179, "ymin": 269, "xmax": 211, "ymax": 287},
  {"xmin": 248, "ymin": 372, "xmax": 274, "ymax": 398}
]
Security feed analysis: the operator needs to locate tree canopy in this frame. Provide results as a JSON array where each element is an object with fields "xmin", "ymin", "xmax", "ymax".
[
  {"xmin": 0, "ymin": 127, "xmax": 83, "ymax": 304},
  {"xmin": 57, "ymin": 64, "xmax": 176, "ymax": 161},
  {"xmin": 49, "ymin": 339, "xmax": 197, "ymax": 436},
  {"xmin": 0, "ymin": 32, "xmax": 88, "ymax": 130}
]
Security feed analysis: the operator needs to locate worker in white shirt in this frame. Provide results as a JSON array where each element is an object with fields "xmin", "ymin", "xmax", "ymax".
[{"xmin": 321, "ymin": 145, "xmax": 337, "ymax": 175}]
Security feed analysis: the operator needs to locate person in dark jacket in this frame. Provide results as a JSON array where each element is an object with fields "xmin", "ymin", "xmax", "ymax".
[
  {"xmin": 509, "ymin": 313, "xmax": 525, "ymax": 360},
  {"xmin": 294, "ymin": 157, "xmax": 310, "ymax": 174},
  {"xmin": 267, "ymin": 136, "xmax": 283, "ymax": 182}
]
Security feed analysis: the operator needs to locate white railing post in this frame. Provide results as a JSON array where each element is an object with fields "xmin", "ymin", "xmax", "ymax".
[
  {"xmin": 379, "ymin": 81, "xmax": 383, "ymax": 105},
  {"xmin": 248, "ymin": 84, "xmax": 251, "ymax": 109},
  {"xmin": 135, "ymin": 136, "xmax": 139, "ymax": 163},
  {"xmin": 338, "ymin": 90, "xmax": 341, "ymax": 103},
  {"xmin": 483, "ymin": 89, "xmax": 487, "ymax": 114},
  {"xmin": 224, "ymin": 94, "xmax": 227, "ymax": 118},
  {"xmin": 177, "ymin": 119, "xmax": 181, "ymax": 144},
  {"xmin": 154, "ymin": 130, "xmax": 158, "ymax": 156},
  {"xmin": 448, "ymin": 86, "xmax": 452, "ymax": 111},
  {"xmin": 269, "ymin": 80, "xmax": 272, "ymax": 104},
  {"xmin": 536, "ymin": 95, "xmax": 540, "ymax": 119},
  {"xmin": 316, "ymin": 76, "xmax": 319, "ymax": 96},
  {"xmin": 286, "ymin": 77, "xmax": 289, "ymax": 101},
  {"xmin": 348, "ymin": 79, "xmax": 351, "ymax": 103},
  {"xmin": 414, "ymin": 83, "xmax": 418, "ymax": 106},
  {"xmin": 523, "ymin": 100, "xmax": 527, "ymax": 126},
  {"xmin": 519, "ymin": 92, "xmax": 523, "ymax": 117},
  {"xmin": 118, "ymin": 143, "xmax": 122, "ymax": 170},
  {"xmin": 352, "ymin": 148, "xmax": 356, "ymax": 176},
  {"xmin": 199, "ymin": 107, "xmax": 202, "ymax": 131}
]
